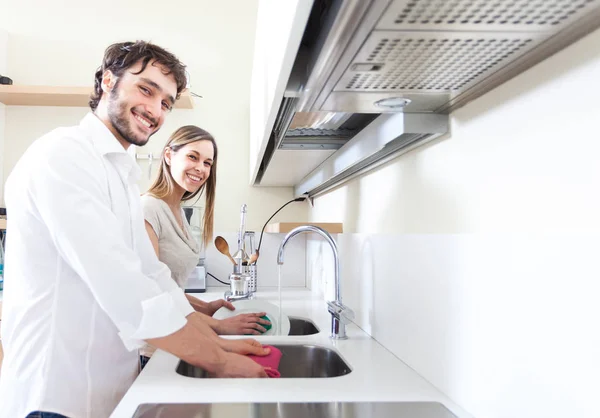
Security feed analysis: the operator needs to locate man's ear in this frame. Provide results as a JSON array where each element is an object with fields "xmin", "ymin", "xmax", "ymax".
[{"xmin": 101, "ymin": 70, "xmax": 117, "ymax": 93}]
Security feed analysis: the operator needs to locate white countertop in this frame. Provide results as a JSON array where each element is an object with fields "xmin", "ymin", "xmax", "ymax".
[{"xmin": 111, "ymin": 288, "xmax": 472, "ymax": 418}]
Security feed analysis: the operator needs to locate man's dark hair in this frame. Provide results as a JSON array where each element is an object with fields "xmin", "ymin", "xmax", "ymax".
[{"xmin": 89, "ymin": 41, "xmax": 187, "ymax": 111}]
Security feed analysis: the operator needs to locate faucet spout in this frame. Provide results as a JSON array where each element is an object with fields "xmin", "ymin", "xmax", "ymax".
[{"xmin": 277, "ymin": 225, "xmax": 353, "ymax": 339}]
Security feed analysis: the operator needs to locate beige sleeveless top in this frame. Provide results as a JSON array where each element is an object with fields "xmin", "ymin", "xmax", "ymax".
[{"xmin": 141, "ymin": 195, "xmax": 200, "ymax": 288}]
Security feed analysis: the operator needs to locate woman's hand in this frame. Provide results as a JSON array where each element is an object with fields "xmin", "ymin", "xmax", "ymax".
[
  {"xmin": 186, "ymin": 296, "xmax": 235, "ymax": 316},
  {"xmin": 218, "ymin": 338, "xmax": 270, "ymax": 356},
  {"xmin": 216, "ymin": 313, "xmax": 271, "ymax": 335},
  {"xmin": 205, "ymin": 299, "xmax": 235, "ymax": 316}
]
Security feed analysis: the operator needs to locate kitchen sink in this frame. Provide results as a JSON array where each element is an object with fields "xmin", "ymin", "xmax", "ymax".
[
  {"xmin": 176, "ymin": 344, "xmax": 352, "ymax": 378},
  {"xmin": 288, "ymin": 317, "xmax": 319, "ymax": 336},
  {"xmin": 132, "ymin": 402, "xmax": 458, "ymax": 418}
]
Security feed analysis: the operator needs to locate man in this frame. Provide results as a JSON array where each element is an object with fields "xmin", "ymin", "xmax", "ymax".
[{"xmin": 0, "ymin": 41, "xmax": 268, "ymax": 418}]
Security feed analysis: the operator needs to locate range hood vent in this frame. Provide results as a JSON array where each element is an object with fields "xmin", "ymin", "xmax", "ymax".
[
  {"xmin": 295, "ymin": 112, "xmax": 448, "ymax": 197},
  {"xmin": 278, "ymin": 112, "xmax": 378, "ymax": 150},
  {"xmin": 296, "ymin": 0, "xmax": 600, "ymax": 114}
]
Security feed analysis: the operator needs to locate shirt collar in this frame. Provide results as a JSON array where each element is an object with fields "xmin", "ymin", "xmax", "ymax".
[{"xmin": 80, "ymin": 113, "xmax": 142, "ymax": 181}]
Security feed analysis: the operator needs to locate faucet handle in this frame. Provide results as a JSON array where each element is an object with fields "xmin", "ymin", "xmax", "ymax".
[{"xmin": 327, "ymin": 300, "xmax": 355, "ymax": 324}]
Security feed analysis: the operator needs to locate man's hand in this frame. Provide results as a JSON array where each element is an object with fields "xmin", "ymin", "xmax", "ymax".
[
  {"xmin": 218, "ymin": 338, "xmax": 271, "ymax": 356},
  {"xmin": 216, "ymin": 313, "xmax": 271, "ymax": 335},
  {"xmin": 206, "ymin": 299, "xmax": 235, "ymax": 316},
  {"xmin": 214, "ymin": 352, "xmax": 268, "ymax": 378}
]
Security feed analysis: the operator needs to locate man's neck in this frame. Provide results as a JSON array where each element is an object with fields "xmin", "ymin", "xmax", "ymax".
[{"xmin": 92, "ymin": 111, "xmax": 130, "ymax": 150}]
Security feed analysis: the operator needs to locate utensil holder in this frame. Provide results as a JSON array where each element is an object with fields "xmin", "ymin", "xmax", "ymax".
[
  {"xmin": 229, "ymin": 272, "xmax": 250, "ymax": 297},
  {"xmin": 242, "ymin": 231, "xmax": 257, "ymax": 292},
  {"xmin": 241, "ymin": 264, "xmax": 257, "ymax": 293}
]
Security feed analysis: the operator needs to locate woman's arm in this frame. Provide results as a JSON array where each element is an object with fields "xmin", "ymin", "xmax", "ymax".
[
  {"xmin": 192, "ymin": 309, "xmax": 270, "ymax": 335},
  {"xmin": 144, "ymin": 221, "xmax": 161, "ymax": 257},
  {"xmin": 144, "ymin": 220, "xmax": 268, "ymax": 335},
  {"xmin": 185, "ymin": 293, "xmax": 211, "ymax": 313},
  {"xmin": 187, "ymin": 295, "xmax": 237, "ymax": 316},
  {"xmin": 145, "ymin": 221, "xmax": 213, "ymax": 314}
]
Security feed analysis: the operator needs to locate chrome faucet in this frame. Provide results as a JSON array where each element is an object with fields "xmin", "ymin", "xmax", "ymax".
[{"xmin": 277, "ymin": 225, "xmax": 355, "ymax": 339}]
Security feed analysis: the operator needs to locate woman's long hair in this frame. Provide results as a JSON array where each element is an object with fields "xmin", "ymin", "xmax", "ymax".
[{"xmin": 146, "ymin": 125, "xmax": 217, "ymax": 247}]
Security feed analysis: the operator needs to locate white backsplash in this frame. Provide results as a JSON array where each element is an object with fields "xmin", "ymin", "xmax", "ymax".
[
  {"xmin": 205, "ymin": 232, "xmax": 306, "ymax": 288},
  {"xmin": 308, "ymin": 233, "xmax": 600, "ymax": 418}
]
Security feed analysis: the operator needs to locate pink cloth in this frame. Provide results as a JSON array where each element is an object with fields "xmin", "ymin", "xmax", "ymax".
[{"xmin": 247, "ymin": 345, "xmax": 283, "ymax": 378}]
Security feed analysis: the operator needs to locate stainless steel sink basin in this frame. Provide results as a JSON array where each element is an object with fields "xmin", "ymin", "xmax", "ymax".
[
  {"xmin": 132, "ymin": 402, "xmax": 458, "ymax": 418},
  {"xmin": 176, "ymin": 344, "xmax": 351, "ymax": 378},
  {"xmin": 274, "ymin": 344, "xmax": 351, "ymax": 377},
  {"xmin": 288, "ymin": 317, "xmax": 319, "ymax": 336}
]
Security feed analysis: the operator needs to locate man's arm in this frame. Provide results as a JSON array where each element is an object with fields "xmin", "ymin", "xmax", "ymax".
[
  {"xmin": 147, "ymin": 314, "xmax": 269, "ymax": 378},
  {"xmin": 29, "ymin": 139, "xmax": 188, "ymax": 348},
  {"xmin": 28, "ymin": 132, "xmax": 268, "ymax": 378},
  {"xmin": 147, "ymin": 320, "xmax": 226, "ymax": 371}
]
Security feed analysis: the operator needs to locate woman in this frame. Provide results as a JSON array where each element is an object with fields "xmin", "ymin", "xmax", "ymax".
[{"xmin": 140, "ymin": 126, "xmax": 269, "ymax": 364}]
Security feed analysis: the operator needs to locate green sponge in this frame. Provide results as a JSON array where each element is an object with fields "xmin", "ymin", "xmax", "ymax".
[
  {"xmin": 245, "ymin": 315, "xmax": 272, "ymax": 335},
  {"xmin": 260, "ymin": 315, "xmax": 272, "ymax": 332}
]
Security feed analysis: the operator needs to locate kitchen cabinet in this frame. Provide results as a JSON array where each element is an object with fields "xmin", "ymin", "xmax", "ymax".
[{"xmin": 248, "ymin": 0, "xmax": 314, "ymax": 183}]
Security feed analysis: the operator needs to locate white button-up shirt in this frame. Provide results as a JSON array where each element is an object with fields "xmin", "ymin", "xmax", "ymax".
[{"xmin": 0, "ymin": 113, "xmax": 194, "ymax": 418}]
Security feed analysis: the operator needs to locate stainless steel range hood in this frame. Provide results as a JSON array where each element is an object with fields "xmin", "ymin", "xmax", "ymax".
[
  {"xmin": 295, "ymin": 111, "xmax": 448, "ymax": 197},
  {"xmin": 255, "ymin": 0, "xmax": 600, "ymax": 195}
]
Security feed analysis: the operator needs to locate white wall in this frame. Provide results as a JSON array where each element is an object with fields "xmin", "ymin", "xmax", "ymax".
[
  {"xmin": 0, "ymin": 1, "xmax": 308, "ymax": 286},
  {"xmin": 307, "ymin": 28, "xmax": 600, "ymax": 418}
]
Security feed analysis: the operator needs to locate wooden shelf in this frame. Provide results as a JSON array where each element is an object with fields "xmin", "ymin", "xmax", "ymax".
[
  {"xmin": 0, "ymin": 85, "xmax": 194, "ymax": 109},
  {"xmin": 265, "ymin": 222, "xmax": 343, "ymax": 234}
]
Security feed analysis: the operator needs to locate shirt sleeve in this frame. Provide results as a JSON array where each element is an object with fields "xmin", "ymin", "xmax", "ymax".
[{"xmin": 29, "ymin": 139, "xmax": 189, "ymax": 350}]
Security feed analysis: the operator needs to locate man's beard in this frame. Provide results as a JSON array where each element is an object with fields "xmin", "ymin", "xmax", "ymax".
[{"xmin": 107, "ymin": 89, "xmax": 157, "ymax": 147}]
